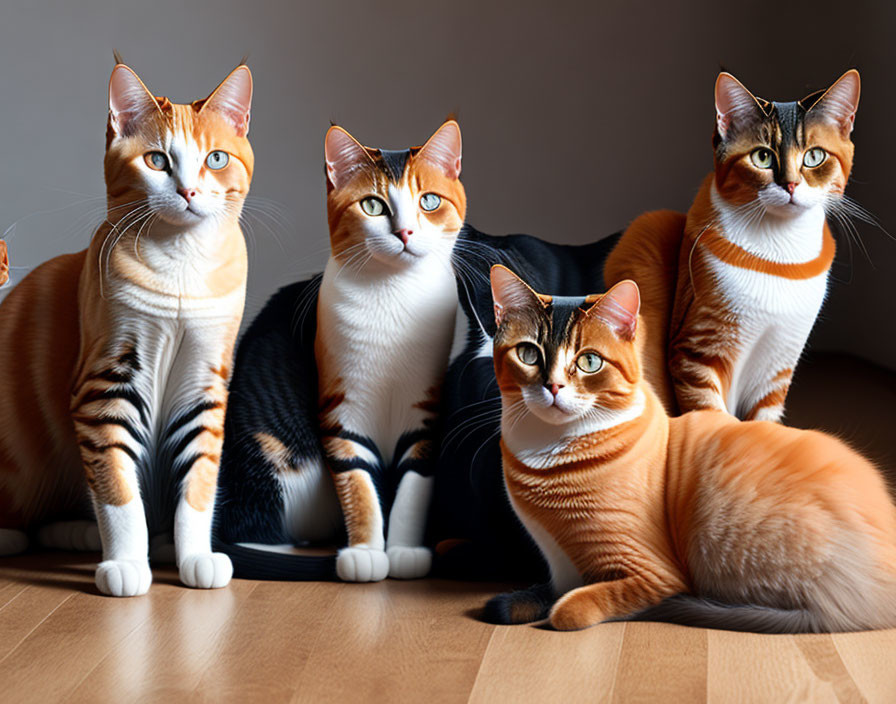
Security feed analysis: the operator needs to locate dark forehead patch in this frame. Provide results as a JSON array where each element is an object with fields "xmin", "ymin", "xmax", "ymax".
[
  {"xmin": 549, "ymin": 295, "xmax": 588, "ymax": 346},
  {"xmin": 378, "ymin": 149, "xmax": 411, "ymax": 183},
  {"xmin": 771, "ymin": 101, "xmax": 805, "ymax": 150}
]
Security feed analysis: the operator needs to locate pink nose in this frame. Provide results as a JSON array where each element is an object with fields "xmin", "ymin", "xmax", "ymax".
[
  {"xmin": 548, "ymin": 383, "xmax": 564, "ymax": 397},
  {"xmin": 178, "ymin": 187, "xmax": 197, "ymax": 203},
  {"xmin": 394, "ymin": 229, "xmax": 413, "ymax": 245},
  {"xmin": 785, "ymin": 182, "xmax": 797, "ymax": 196}
]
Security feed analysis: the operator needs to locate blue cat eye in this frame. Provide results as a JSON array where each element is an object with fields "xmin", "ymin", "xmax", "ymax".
[
  {"xmin": 206, "ymin": 150, "xmax": 230, "ymax": 170},
  {"xmin": 516, "ymin": 342, "xmax": 540, "ymax": 366},
  {"xmin": 144, "ymin": 151, "xmax": 169, "ymax": 171},
  {"xmin": 803, "ymin": 147, "xmax": 826, "ymax": 168},
  {"xmin": 420, "ymin": 193, "xmax": 441, "ymax": 212},
  {"xmin": 360, "ymin": 197, "xmax": 388, "ymax": 217},
  {"xmin": 576, "ymin": 352, "xmax": 603, "ymax": 373}
]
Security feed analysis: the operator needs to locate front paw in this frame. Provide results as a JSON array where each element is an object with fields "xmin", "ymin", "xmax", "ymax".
[
  {"xmin": 336, "ymin": 546, "xmax": 389, "ymax": 582},
  {"xmin": 178, "ymin": 552, "xmax": 233, "ymax": 589},
  {"xmin": 387, "ymin": 546, "xmax": 431, "ymax": 579},
  {"xmin": 96, "ymin": 559, "xmax": 152, "ymax": 597},
  {"xmin": 549, "ymin": 589, "xmax": 603, "ymax": 631}
]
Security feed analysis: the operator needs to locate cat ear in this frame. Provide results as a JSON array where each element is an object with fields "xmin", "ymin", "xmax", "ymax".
[
  {"xmin": 588, "ymin": 280, "xmax": 640, "ymax": 341},
  {"xmin": 418, "ymin": 120, "xmax": 462, "ymax": 179},
  {"xmin": 808, "ymin": 69, "xmax": 860, "ymax": 135},
  {"xmin": 201, "ymin": 65, "xmax": 253, "ymax": 137},
  {"xmin": 325, "ymin": 126, "xmax": 373, "ymax": 189},
  {"xmin": 715, "ymin": 73, "xmax": 762, "ymax": 140},
  {"xmin": 108, "ymin": 64, "xmax": 161, "ymax": 136},
  {"xmin": 490, "ymin": 265, "xmax": 542, "ymax": 327}
]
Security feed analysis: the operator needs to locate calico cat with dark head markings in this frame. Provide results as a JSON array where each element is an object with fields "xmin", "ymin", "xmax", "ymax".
[
  {"xmin": 484, "ymin": 266, "xmax": 896, "ymax": 633},
  {"xmin": 606, "ymin": 70, "xmax": 861, "ymax": 420},
  {"xmin": 216, "ymin": 121, "xmax": 466, "ymax": 581}
]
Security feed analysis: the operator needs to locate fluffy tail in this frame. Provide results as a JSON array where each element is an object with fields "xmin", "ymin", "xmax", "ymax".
[
  {"xmin": 627, "ymin": 595, "xmax": 824, "ymax": 634},
  {"xmin": 213, "ymin": 539, "xmax": 337, "ymax": 581}
]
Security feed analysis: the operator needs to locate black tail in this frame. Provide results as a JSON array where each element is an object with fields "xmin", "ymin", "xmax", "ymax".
[
  {"xmin": 627, "ymin": 594, "xmax": 822, "ymax": 634},
  {"xmin": 214, "ymin": 539, "xmax": 337, "ymax": 581}
]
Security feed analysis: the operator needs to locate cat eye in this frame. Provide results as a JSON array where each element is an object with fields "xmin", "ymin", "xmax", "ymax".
[
  {"xmin": 575, "ymin": 352, "xmax": 603, "ymax": 374},
  {"xmin": 516, "ymin": 342, "xmax": 540, "ymax": 366},
  {"xmin": 750, "ymin": 148, "xmax": 774, "ymax": 170},
  {"xmin": 206, "ymin": 150, "xmax": 230, "ymax": 170},
  {"xmin": 360, "ymin": 197, "xmax": 388, "ymax": 217},
  {"xmin": 420, "ymin": 193, "xmax": 442, "ymax": 212},
  {"xmin": 144, "ymin": 151, "xmax": 170, "ymax": 171},
  {"xmin": 803, "ymin": 147, "xmax": 827, "ymax": 168}
]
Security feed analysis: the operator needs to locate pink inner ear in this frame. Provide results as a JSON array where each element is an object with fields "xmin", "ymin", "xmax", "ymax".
[
  {"xmin": 490, "ymin": 266, "xmax": 539, "ymax": 322},
  {"xmin": 813, "ymin": 71, "xmax": 860, "ymax": 133},
  {"xmin": 715, "ymin": 73, "xmax": 758, "ymax": 138},
  {"xmin": 419, "ymin": 122, "xmax": 462, "ymax": 179},
  {"xmin": 108, "ymin": 65, "xmax": 158, "ymax": 135},
  {"xmin": 203, "ymin": 66, "xmax": 252, "ymax": 136},
  {"xmin": 592, "ymin": 281, "xmax": 640, "ymax": 340},
  {"xmin": 324, "ymin": 128, "xmax": 371, "ymax": 189}
]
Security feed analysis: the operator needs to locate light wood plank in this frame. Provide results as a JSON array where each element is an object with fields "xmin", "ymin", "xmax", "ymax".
[{"xmin": 833, "ymin": 629, "xmax": 896, "ymax": 704}]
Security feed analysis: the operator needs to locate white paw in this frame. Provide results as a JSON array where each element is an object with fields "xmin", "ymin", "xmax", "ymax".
[
  {"xmin": 336, "ymin": 546, "xmax": 389, "ymax": 582},
  {"xmin": 387, "ymin": 546, "xmax": 432, "ymax": 579},
  {"xmin": 95, "ymin": 559, "xmax": 152, "ymax": 597},
  {"xmin": 178, "ymin": 552, "xmax": 233, "ymax": 589},
  {"xmin": 0, "ymin": 529, "xmax": 28, "ymax": 556},
  {"xmin": 38, "ymin": 521, "xmax": 101, "ymax": 551}
]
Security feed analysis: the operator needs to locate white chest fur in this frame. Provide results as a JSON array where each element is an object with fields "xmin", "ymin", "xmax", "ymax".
[{"xmin": 317, "ymin": 249, "xmax": 458, "ymax": 456}]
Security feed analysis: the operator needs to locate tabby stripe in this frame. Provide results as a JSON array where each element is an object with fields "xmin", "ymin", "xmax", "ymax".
[
  {"xmin": 393, "ymin": 429, "xmax": 430, "ymax": 465},
  {"xmin": 76, "ymin": 387, "xmax": 149, "ymax": 425},
  {"xmin": 79, "ymin": 438, "xmax": 140, "ymax": 463},
  {"xmin": 321, "ymin": 428, "xmax": 381, "ymax": 458},
  {"xmin": 326, "ymin": 457, "xmax": 380, "ymax": 475},
  {"xmin": 166, "ymin": 400, "xmax": 223, "ymax": 437},
  {"xmin": 72, "ymin": 414, "xmax": 143, "ymax": 442}
]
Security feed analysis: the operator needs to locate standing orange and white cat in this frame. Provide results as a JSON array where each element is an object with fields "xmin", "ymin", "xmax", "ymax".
[
  {"xmin": 0, "ymin": 60, "xmax": 253, "ymax": 596},
  {"xmin": 486, "ymin": 266, "xmax": 896, "ymax": 633},
  {"xmin": 606, "ymin": 70, "xmax": 860, "ymax": 420}
]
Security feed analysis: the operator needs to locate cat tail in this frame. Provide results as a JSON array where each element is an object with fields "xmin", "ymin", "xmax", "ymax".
[
  {"xmin": 212, "ymin": 539, "xmax": 337, "ymax": 581},
  {"xmin": 626, "ymin": 594, "xmax": 823, "ymax": 634}
]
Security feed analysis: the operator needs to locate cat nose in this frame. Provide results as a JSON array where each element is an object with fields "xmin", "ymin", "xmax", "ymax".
[
  {"xmin": 547, "ymin": 383, "xmax": 564, "ymax": 396},
  {"xmin": 394, "ymin": 228, "xmax": 413, "ymax": 245},
  {"xmin": 784, "ymin": 182, "xmax": 797, "ymax": 196},
  {"xmin": 178, "ymin": 187, "xmax": 197, "ymax": 203}
]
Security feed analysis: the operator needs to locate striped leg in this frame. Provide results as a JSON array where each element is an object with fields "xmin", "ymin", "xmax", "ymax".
[
  {"xmin": 745, "ymin": 367, "xmax": 793, "ymax": 422},
  {"xmin": 668, "ymin": 344, "xmax": 731, "ymax": 415},
  {"xmin": 71, "ymin": 347, "xmax": 152, "ymax": 597},
  {"xmin": 386, "ymin": 429, "xmax": 435, "ymax": 579},
  {"xmin": 321, "ymin": 429, "xmax": 389, "ymax": 583},
  {"xmin": 167, "ymin": 352, "xmax": 233, "ymax": 589}
]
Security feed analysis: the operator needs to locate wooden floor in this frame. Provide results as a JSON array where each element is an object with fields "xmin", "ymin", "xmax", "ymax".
[{"xmin": 1, "ymin": 353, "xmax": 895, "ymax": 703}]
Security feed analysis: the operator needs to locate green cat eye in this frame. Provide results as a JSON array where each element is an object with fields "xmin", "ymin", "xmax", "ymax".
[
  {"xmin": 516, "ymin": 342, "xmax": 540, "ymax": 366},
  {"xmin": 803, "ymin": 147, "xmax": 827, "ymax": 168},
  {"xmin": 420, "ymin": 193, "xmax": 441, "ymax": 212},
  {"xmin": 576, "ymin": 352, "xmax": 603, "ymax": 374},
  {"xmin": 206, "ymin": 150, "xmax": 230, "ymax": 170},
  {"xmin": 144, "ymin": 151, "xmax": 169, "ymax": 171},
  {"xmin": 750, "ymin": 148, "xmax": 774, "ymax": 170},
  {"xmin": 360, "ymin": 197, "xmax": 387, "ymax": 217}
]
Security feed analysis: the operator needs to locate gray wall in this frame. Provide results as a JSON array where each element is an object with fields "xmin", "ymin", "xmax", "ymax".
[{"xmin": 2, "ymin": 1, "xmax": 894, "ymax": 369}]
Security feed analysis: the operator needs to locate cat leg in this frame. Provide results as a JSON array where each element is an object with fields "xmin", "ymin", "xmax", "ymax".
[
  {"xmin": 37, "ymin": 521, "xmax": 101, "ymax": 551},
  {"xmin": 483, "ymin": 582, "xmax": 556, "ymax": 624},
  {"xmin": 330, "ymin": 466, "xmax": 389, "ymax": 582},
  {"xmin": 744, "ymin": 367, "xmax": 793, "ymax": 423},
  {"xmin": 0, "ymin": 530, "xmax": 28, "ymax": 555},
  {"xmin": 386, "ymin": 471, "xmax": 433, "ymax": 578},
  {"xmin": 549, "ymin": 577, "xmax": 672, "ymax": 631},
  {"xmin": 668, "ymin": 347, "xmax": 730, "ymax": 415},
  {"xmin": 168, "ymin": 359, "xmax": 234, "ymax": 590},
  {"xmin": 72, "ymin": 349, "xmax": 152, "ymax": 597}
]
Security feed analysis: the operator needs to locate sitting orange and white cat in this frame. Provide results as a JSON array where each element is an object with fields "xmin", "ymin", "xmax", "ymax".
[
  {"xmin": 0, "ymin": 60, "xmax": 254, "ymax": 596},
  {"xmin": 606, "ymin": 70, "xmax": 860, "ymax": 421},
  {"xmin": 485, "ymin": 265, "xmax": 896, "ymax": 633}
]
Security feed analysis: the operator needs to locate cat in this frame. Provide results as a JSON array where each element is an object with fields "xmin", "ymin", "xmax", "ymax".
[
  {"xmin": 0, "ymin": 240, "xmax": 8, "ymax": 286},
  {"xmin": 483, "ymin": 265, "xmax": 896, "ymax": 633},
  {"xmin": 0, "ymin": 60, "xmax": 254, "ymax": 597},
  {"xmin": 605, "ymin": 70, "xmax": 860, "ymax": 420},
  {"xmin": 215, "ymin": 121, "xmax": 465, "ymax": 581},
  {"xmin": 429, "ymin": 228, "xmax": 620, "ymax": 580}
]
